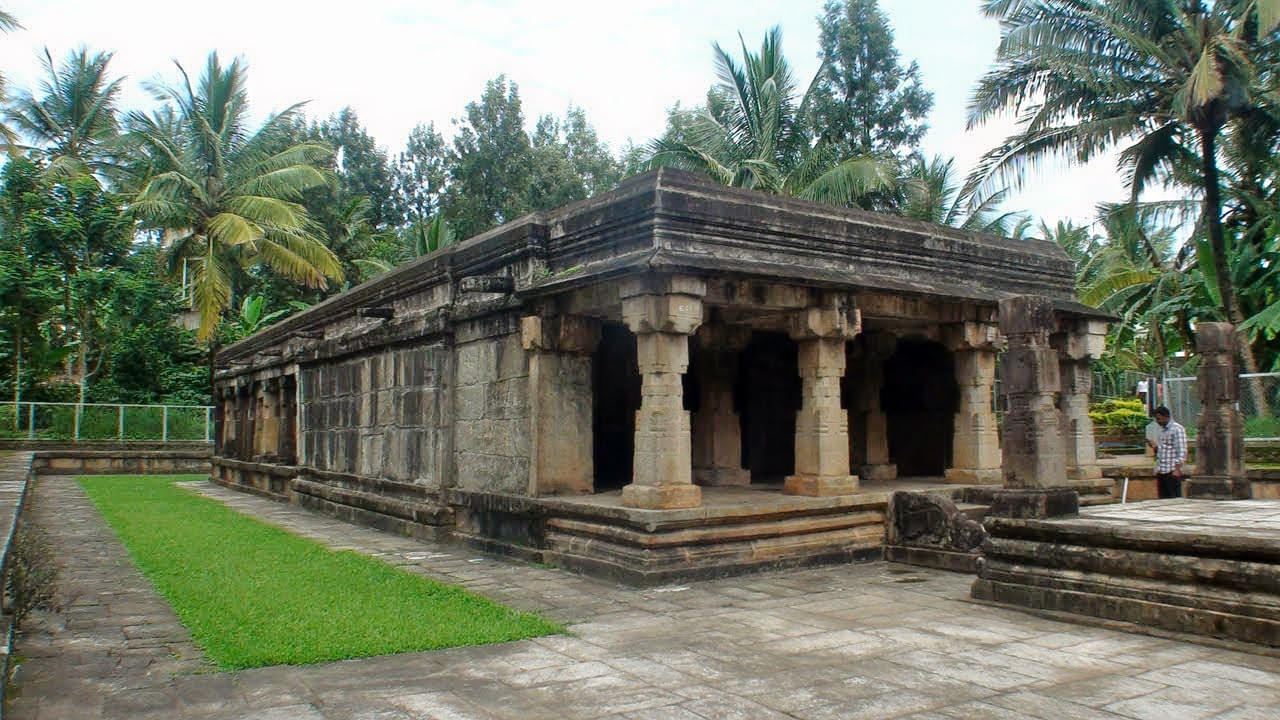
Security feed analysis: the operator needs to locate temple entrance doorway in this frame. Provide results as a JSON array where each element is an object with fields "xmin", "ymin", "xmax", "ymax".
[
  {"xmin": 882, "ymin": 337, "xmax": 957, "ymax": 477},
  {"xmin": 592, "ymin": 323, "xmax": 640, "ymax": 492},
  {"xmin": 737, "ymin": 331, "xmax": 800, "ymax": 482}
]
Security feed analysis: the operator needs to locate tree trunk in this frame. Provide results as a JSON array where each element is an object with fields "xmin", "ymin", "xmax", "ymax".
[
  {"xmin": 1199, "ymin": 128, "xmax": 1270, "ymax": 418},
  {"xmin": 11, "ymin": 325, "xmax": 19, "ymax": 431}
]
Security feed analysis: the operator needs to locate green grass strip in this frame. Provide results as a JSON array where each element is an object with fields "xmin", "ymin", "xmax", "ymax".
[{"xmin": 78, "ymin": 475, "xmax": 562, "ymax": 669}]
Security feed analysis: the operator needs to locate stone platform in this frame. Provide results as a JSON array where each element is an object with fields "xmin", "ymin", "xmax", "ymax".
[
  {"xmin": 973, "ymin": 498, "xmax": 1280, "ymax": 647},
  {"xmin": 450, "ymin": 479, "xmax": 964, "ymax": 586}
]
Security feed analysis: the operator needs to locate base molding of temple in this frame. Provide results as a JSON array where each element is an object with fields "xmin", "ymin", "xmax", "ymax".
[
  {"xmin": 942, "ymin": 467, "xmax": 1001, "ymax": 485},
  {"xmin": 971, "ymin": 510, "xmax": 1280, "ymax": 648},
  {"xmin": 782, "ymin": 474, "xmax": 859, "ymax": 497}
]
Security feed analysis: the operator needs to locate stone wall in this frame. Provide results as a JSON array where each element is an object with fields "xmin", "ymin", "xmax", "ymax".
[
  {"xmin": 300, "ymin": 344, "xmax": 447, "ymax": 487},
  {"xmin": 454, "ymin": 326, "xmax": 531, "ymax": 495}
]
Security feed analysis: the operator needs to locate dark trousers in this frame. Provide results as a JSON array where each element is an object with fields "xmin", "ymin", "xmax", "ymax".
[{"xmin": 1156, "ymin": 472, "xmax": 1182, "ymax": 499}]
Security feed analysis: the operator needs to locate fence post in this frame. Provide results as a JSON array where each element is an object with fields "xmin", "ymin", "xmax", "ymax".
[
  {"xmin": 204, "ymin": 407, "xmax": 212, "ymax": 442},
  {"xmin": 26, "ymin": 403, "xmax": 33, "ymax": 440},
  {"xmin": 73, "ymin": 403, "xmax": 81, "ymax": 442},
  {"xmin": 118, "ymin": 405, "xmax": 125, "ymax": 441},
  {"xmin": 162, "ymin": 406, "xmax": 169, "ymax": 442}
]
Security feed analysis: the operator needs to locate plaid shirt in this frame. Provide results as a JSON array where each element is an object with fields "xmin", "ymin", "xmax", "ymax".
[{"xmin": 1154, "ymin": 420, "xmax": 1188, "ymax": 474}]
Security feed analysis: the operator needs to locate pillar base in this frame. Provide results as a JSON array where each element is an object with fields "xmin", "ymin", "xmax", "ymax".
[
  {"xmin": 988, "ymin": 489, "xmax": 1078, "ymax": 519},
  {"xmin": 859, "ymin": 464, "xmax": 897, "ymax": 483},
  {"xmin": 783, "ymin": 474, "xmax": 859, "ymax": 497},
  {"xmin": 694, "ymin": 467, "xmax": 751, "ymax": 487},
  {"xmin": 1066, "ymin": 465, "xmax": 1103, "ymax": 482},
  {"xmin": 944, "ymin": 468, "xmax": 1002, "ymax": 485},
  {"xmin": 621, "ymin": 483, "xmax": 702, "ymax": 509},
  {"xmin": 1184, "ymin": 476, "xmax": 1251, "ymax": 500}
]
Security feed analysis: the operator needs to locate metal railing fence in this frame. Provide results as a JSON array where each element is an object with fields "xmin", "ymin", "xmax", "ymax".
[
  {"xmin": 1164, "ymin": 372, "xmax": 1280, "ymax": 440},
  {"xmin": 0, "ymin": 402, "xmax": 213, "ymax": 442}
]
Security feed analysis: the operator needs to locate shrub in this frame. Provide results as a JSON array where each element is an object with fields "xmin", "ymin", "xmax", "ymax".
[{"xmin": 1089, "ymin": 405, "xmax": 1149, "ymax": 435}]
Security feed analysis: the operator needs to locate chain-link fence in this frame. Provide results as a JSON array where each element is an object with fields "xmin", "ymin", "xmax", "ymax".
[
  {"xmin": 0, "ymin": 402, "xmax": 213, "ymax": 442},
  {"xmin": 1164, "ymin": 372, "xmax": 1280, "ymax": 439}
]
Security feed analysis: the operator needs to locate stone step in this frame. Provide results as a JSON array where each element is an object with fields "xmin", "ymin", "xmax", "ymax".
[
  {"xmin": 546, "ymin": 510, "xmax": 884, "ymax": 548},
  {"xmin": 544, "ymin": 523, "xmax": 884, "ymax": 586},
  {"xmin": 540, "ymin": 505, "xmax": 887, "ymax": 586},
  {"xmin": 954, "ymin": 503, "xmax": 990, "ymax": 522}
]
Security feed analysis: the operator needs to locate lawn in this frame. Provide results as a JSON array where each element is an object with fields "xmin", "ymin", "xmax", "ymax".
[{"xmin": 78, "ymin": 475, "xmax": 562, "ymax": 669}]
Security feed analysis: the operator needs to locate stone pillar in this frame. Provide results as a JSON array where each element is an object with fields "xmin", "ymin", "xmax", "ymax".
[
  {"xmin": 999, "ymin": 296, "xmax": 1067, "ymax": 488},
  {"xmin": 620, "ymin": 276, "xmax": 705, "ymax": 509},
  {"xmin": 259, "ymin": 378, "xmax": 281, "ymax": 459},
  {"xmin": 692, "ymin": 325, "xmax": 751, "ymax": 486},
  {"xmin": 523, "ymin": 315, "xmax": 601, "ymax": 496},
  {"xmin": 1186, "ymin": 323, "xmax": 1250, "ymax": 499},
  {"xmin": 850, "ymin": 333, "xmax": 897, "ymax": 482},
  {"xmin": 944, "ymin": 323, "xmax": 1003, "ymax": 485},
  {"xmin": 1054, "ymin": 320, "xmax": 1108, "ymax": 482},
  {"xmin": 785, "ymin": 302, "xmax": 861, "ymax": 497}
]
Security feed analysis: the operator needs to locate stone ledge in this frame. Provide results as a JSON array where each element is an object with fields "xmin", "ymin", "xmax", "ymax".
[{"xmin": 984, "ymin": 516, "xmax": 1280, "ymax": 563}]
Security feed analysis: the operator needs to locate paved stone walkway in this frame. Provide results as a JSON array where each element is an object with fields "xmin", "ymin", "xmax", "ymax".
[{"xmin": 12, "ymin": 477, "xmax": 1280, "ymax": 720}]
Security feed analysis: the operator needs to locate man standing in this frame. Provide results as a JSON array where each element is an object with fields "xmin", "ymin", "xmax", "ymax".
[{"xmin": 1146, "ymin": 406, "xmax": 1187, "ymax": 499}]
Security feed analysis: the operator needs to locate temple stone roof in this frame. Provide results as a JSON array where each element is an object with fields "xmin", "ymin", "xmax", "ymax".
[{"xmin": 219, "ymin": 168, "xmax": 1099, "ymax": 363}]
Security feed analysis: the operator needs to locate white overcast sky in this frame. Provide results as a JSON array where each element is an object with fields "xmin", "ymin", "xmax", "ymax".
[{"xmin": 0, "ymin": 0, "xmax": 1169, "ymax": 228}]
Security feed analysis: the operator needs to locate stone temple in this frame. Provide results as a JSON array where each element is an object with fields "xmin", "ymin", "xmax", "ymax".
[{"xmin": 212, "ymin": 168, "xmax": 1111, "ymax": 585}]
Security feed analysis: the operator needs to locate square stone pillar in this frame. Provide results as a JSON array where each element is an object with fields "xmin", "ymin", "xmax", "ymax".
[
  {"xmin": 944, "ymin": 323, "xmax": 1003, "ymax": 485},
  {"xmin": 784, "ymin": 302, "xmax": 861, "ymax": 497},
  {"xmin": 523, "ymin": 315, "xmax": 601, "ymax": 496},
  {"xmin": 998, "ymin": 296, "xmax": 1067, "ymax": 489},
  {"xmin": 692, "ymin": 325, "xmax": 751, "ymax": 486},
  {"xmin": 1054, "ymin": 319, "xmax": 1107, "ymax": 482},
  {"xmin": 620, "ymin": 275, "xmax": 705, "ymax": 509},
  {"xmin": 1186, "ymin": 323, "xmax": 1249, "ymax": 499}
]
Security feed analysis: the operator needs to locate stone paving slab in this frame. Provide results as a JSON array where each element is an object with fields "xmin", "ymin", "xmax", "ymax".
[{"xmin": 10, "ymin": 476, "xmax": 1280, "ymax": 719}]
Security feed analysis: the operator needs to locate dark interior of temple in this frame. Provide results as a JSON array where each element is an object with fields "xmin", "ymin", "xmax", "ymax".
[
  {"xmin": 592, "ymin": 323, "xmax": 640, "ymax": 491},
  {"xmin": 881, "ymin": 337, "xmax": 958, "ymax": 476},
  {"xmin": 737, "ymin": 331, "xmax": 801, "ymax": 482}
]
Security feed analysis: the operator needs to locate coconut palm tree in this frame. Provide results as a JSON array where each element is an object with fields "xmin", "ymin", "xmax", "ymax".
[
  {"xmin": 968, "ymin": 0, "xmax": 1280, "ymax": 335},
  {"xmin": 0, "ymin": 9, "xmax": 22, "ymax": 154},
  {"xmin": 127, "ymin": 52, "xmax": 342, "ymax": 341},
  {"xmin": 648, "ymin": 26, "xmax": 894, "ymax": 207},
  {"xmin": 353, "ymin": 213, "xmax": 454, "ymax": 281},
  {"xmin": 6, "ymin": 47, "xmax": 122, "ymax": 177},
  {"xmin": 900, "ymin": 154, "xmax": 1022, "ymax": 234}
]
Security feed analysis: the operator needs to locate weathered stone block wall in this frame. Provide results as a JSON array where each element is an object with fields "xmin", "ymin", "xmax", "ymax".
[
  {"xmin": 300, "ymin": 344, "xmax": 446, "ymax": 486},
  {"xmin": 453, "ymin": 329, "xmax": 530, "ymax": 495}
]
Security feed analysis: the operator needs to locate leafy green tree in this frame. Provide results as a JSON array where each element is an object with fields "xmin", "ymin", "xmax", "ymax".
[
  {"xmin": 394, "ymin": 122, "xmax": 449, "ymax": 227},
  {"xmin": 6, "ymin": 47, "xmax": 123, "ymax": 178},
  {"xmin": 648, "ymin": 27, "xmax": 894, "ymax": 207},
  {"xmin": 0, "ymin": 156, "xmax": 60, "ymax": 414},
  {"xmin": 526, "ymin": 108, "xmax": 622, "ymax": 211},
  {"xmin": 89, "ymin": 244, "xmax": 208, "ymax": 404},
  {"xmin": 807, "ymin": 0, "xmax": 933, "ymax": 162},
  {"xmin": 127, "ymin": 52, "xmax": 343, "ymax": 341},
  {"xmin": 445, "ymin": 75, "xmax": 536, "ymax": 238},
  {"xmin": 27, "ymin": 175, "xmax": 133, "ymax": 403},
  {"xmin": 319, "ymin": 107, "xmax": 399, "ymax": 229}
]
